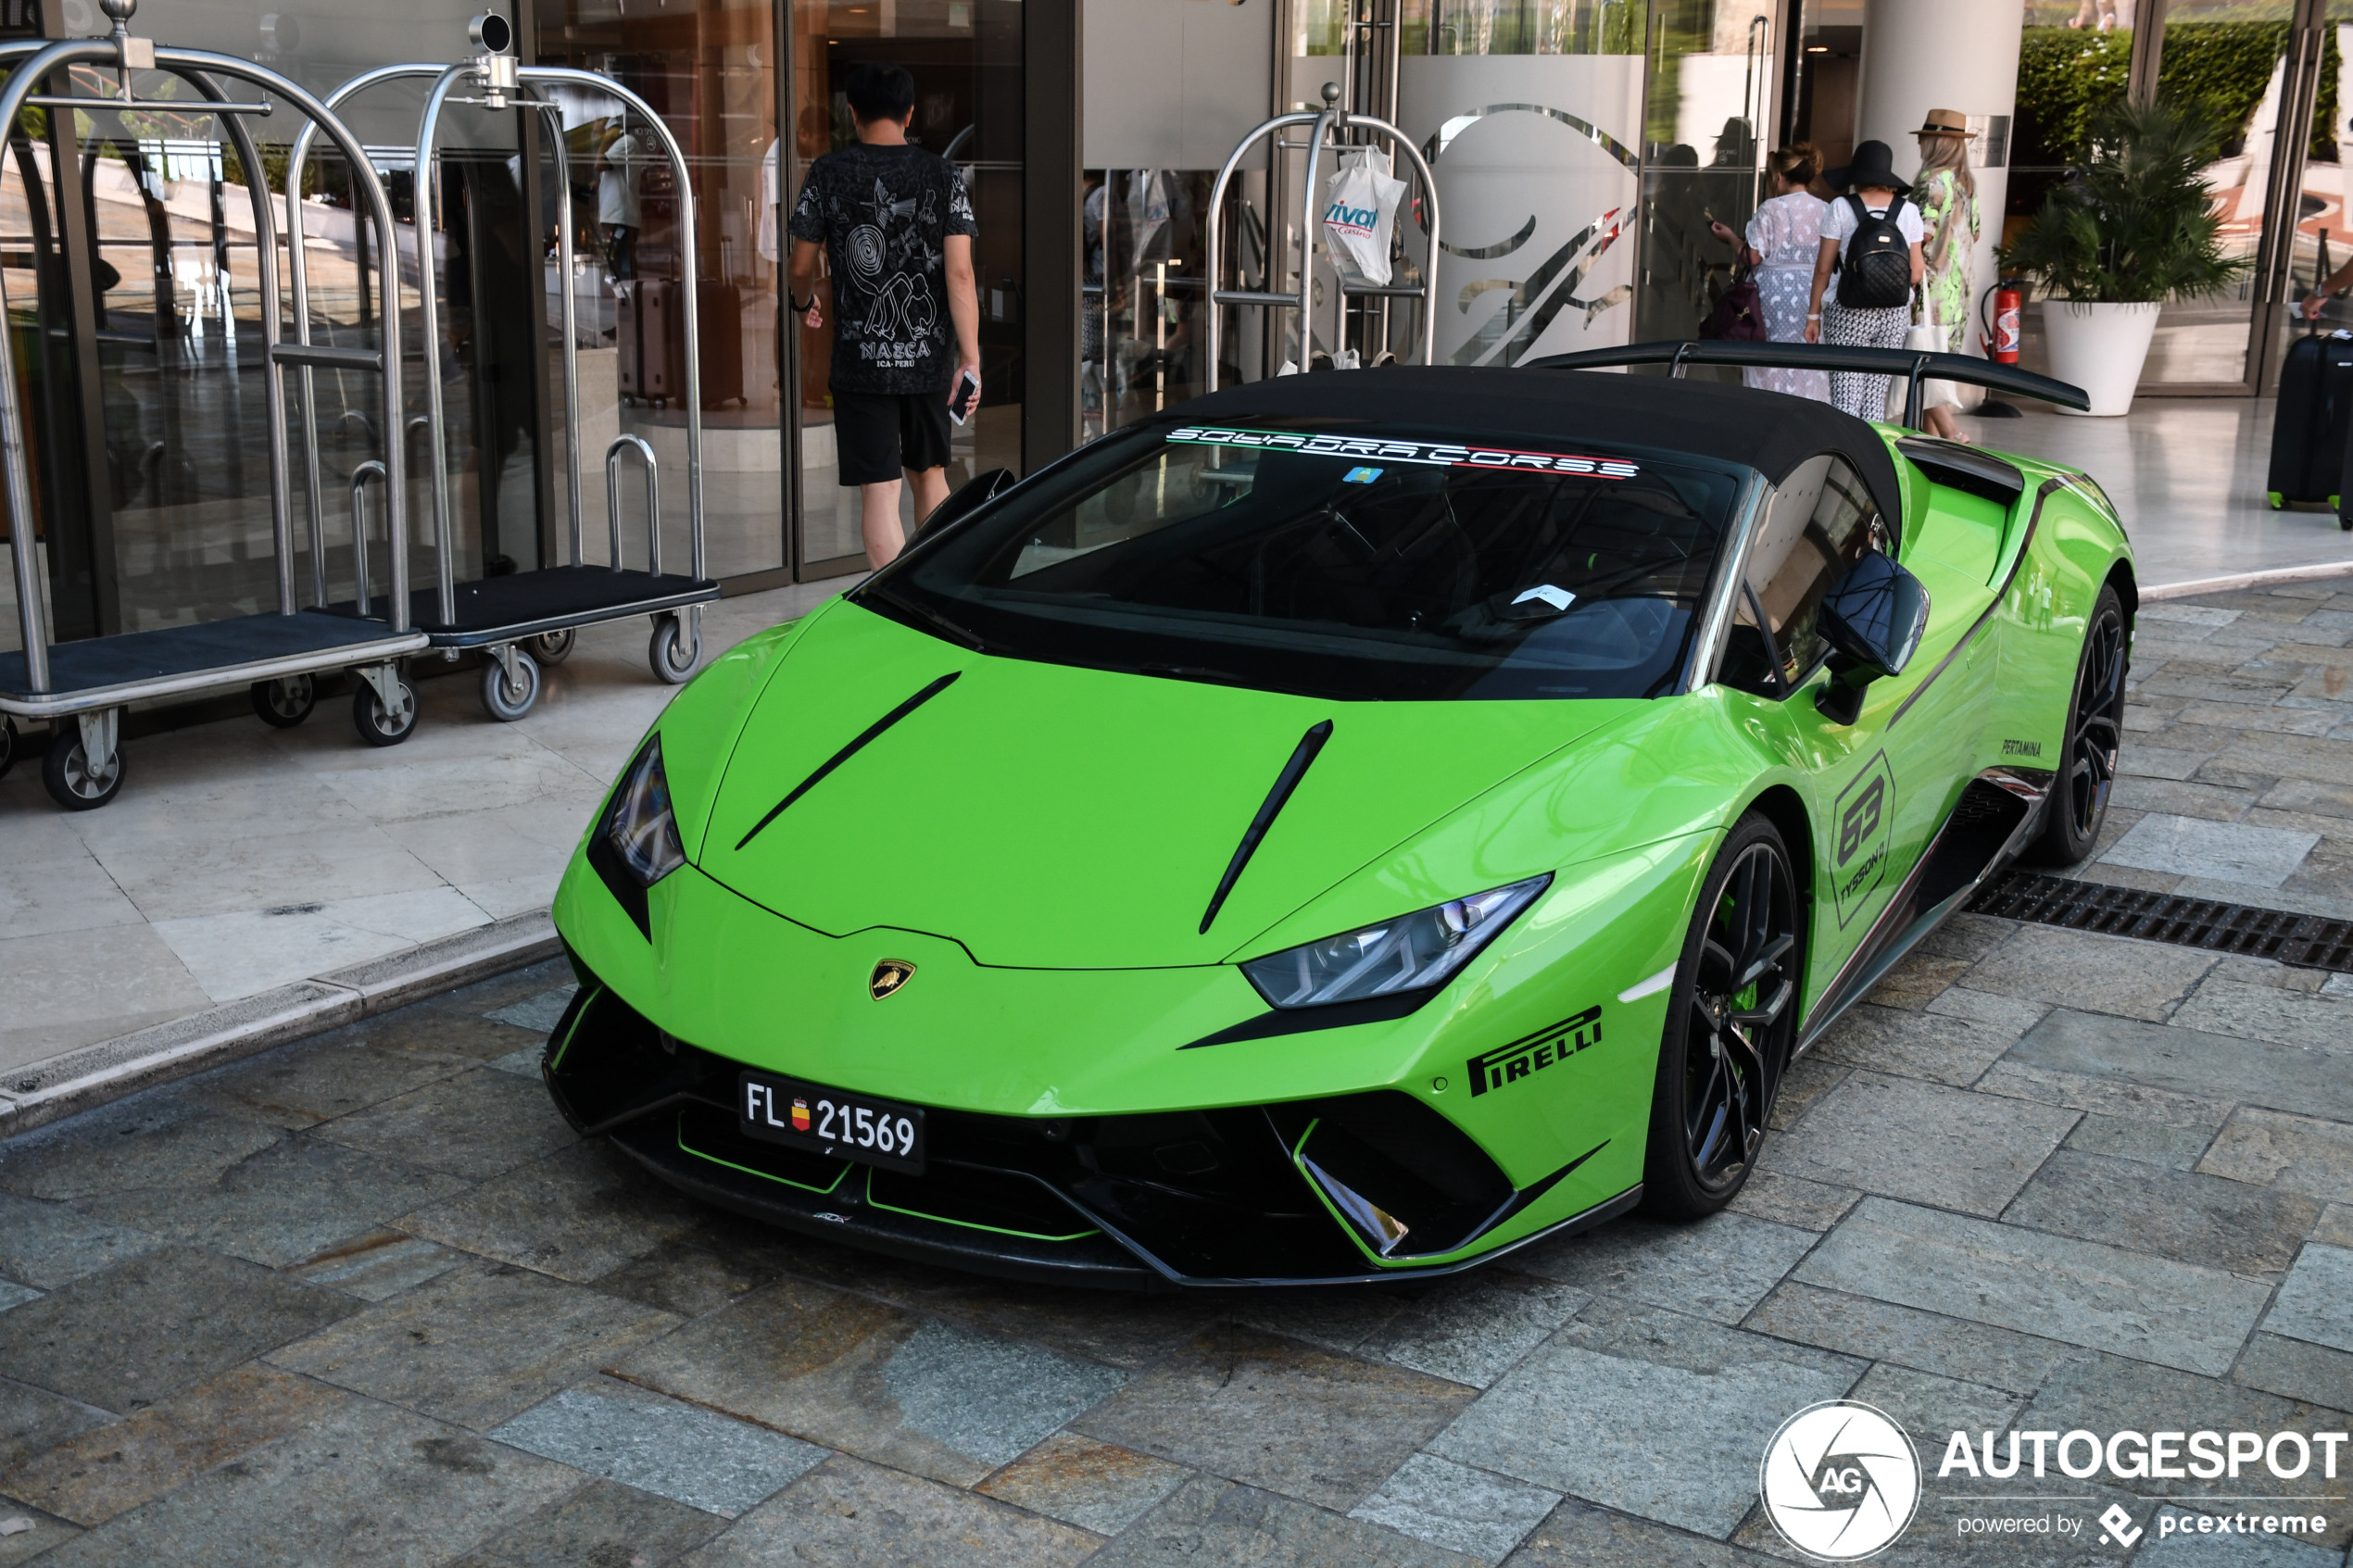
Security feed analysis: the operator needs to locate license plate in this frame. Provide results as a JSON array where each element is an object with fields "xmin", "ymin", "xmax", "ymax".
[{"xmin": 737, "ymin": 1073, "xmax": 926, "ymax": 1175}]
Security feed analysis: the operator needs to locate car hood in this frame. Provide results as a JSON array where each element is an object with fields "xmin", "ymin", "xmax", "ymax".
[{"xmin": 693, "ymin": 601, "xmax": 1642, "ymax": 969}]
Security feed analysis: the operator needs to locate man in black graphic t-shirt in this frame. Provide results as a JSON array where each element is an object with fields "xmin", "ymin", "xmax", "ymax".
[{"xmin": 787, "ymin": 62, "xmax": 980, "ymax": 568}]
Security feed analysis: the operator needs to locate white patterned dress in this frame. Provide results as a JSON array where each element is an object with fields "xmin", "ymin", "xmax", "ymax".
[{"xmin": 1743, "ymin": 192, "xmax": 1831, "ymax": 402}]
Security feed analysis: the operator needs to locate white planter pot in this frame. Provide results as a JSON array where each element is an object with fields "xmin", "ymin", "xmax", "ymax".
[{"xmin": 2042, "ymin": 300, "xmax": 2161, "ymax": 416}]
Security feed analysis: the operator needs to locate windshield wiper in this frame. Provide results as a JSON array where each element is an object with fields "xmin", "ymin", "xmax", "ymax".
[{"xmin": 863, "ymin": 583, "xmax": 1006, "ymax": 656}]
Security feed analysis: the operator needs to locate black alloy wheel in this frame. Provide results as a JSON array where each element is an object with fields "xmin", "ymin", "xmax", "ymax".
[
  {"xmin": 2031, "ymin": 583, "xmax": 2127, "ymax": 866},
  {"xmin": 1642, "ymin": 814, "xmax": 1800, "ymax": 1218}
]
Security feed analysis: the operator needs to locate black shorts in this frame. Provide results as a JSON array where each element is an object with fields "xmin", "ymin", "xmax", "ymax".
[{"xmin": 833, "ymin": 389, "xmax": 953, "ymax": 485}]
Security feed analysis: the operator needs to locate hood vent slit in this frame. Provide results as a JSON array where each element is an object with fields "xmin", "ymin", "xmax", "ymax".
[
  {"xmin": 736, "ymin": 671, "xmax": 963, "ymax": 850},
  {"xmin": 1200, "ymin": 720, "xmax": 1333, "ymax": 935}
]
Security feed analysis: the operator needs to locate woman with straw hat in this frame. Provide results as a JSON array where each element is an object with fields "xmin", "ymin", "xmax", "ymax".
[{"xmin": 1912, "ymin": 108, "xmax": 1982, "ymax": 442}]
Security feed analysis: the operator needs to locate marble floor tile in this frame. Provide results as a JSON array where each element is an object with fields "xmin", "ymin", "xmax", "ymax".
[
  {"xmin": 0, "ymin": 1096, "xmax": 283, "ymax": 1203},
  {"xmin": 1960, "ymin": 927, "xmax": 2219, "ymax": 1022},
  {"xmin": 266, "ymin": 1261, "xmax": 677, "ymax": 1431},
  {"xmin": 311, "ymin": 746, "xmax": 601, "ymax": 826},
  {"xmin": 2097, "ymin": 812, "xmax": 2322, "ymax": 888},
  {"xmin": 2259, "ymin": 1243, "xmax": 2353, "ymax": 1356},
  {"xmin": 396, "ymin": 1139, "xmax": 705, "ymax": 1284},
  {"xmin": 0, "ymin": 852, "xmax": 140, "ymax": 944},
  {"xmin": 150, "ymin": 886, "xmax": 491, "ymax": 1002},
  {"xmin": 975, "ymin": 1431, "xmax": 1190, "ymax": 1536},
  {"xmin": 307, "ymin": 1068, "xmax": 578, "ymax": 1182},
  {"xmin": 30, "ymin": 1394, "xmax": 577, "ymax": 1568},
  {"xmin": 0, "ymin": 1244, "xmax": 357, "ymax": 1414},
  {"xmin": 90, "ymin": 820, "xmax": 447, "ymax": 924},
  {"xmin": 0, "ymin": 925, "xmax": 212, "ymax": 1077},
  {"xmin": 1087, "ymin": 1474, "xmax": 1475, "ymax": 1568},
  {"xmin": 1350, "ymin": 1451, "xmax": 1560, "ymax": 1564},
  {"xmin": 1515, "ymin": 1211, "xmax": 1817, "ymax": 1325},
  {"xmin": 2197, "ymin": 1107, "xmax": 2353, "ymax": 1203},
  {"xmin": 1428, "ymin": 1299, "xmax": 1859, "ymax": 1539},
  {"xmin": 685, "ymin": 1453, "xmax": 1103, "ymax": 1568},
  {"xmin": 72, "ymin": 1137, "xmax": 469, "ymax": 1271},
  {"xmin": 1760, "ymin": 1072, "xmax": 2076, "ymax": 1217},
  {"xmin": 445, "ymin": 1478, "xmax": 724, "ymax": 1568},
  {"xmin": 488, "ymin": 1376, "xmax": 825, "ymax": 1517},
  {"xmin": 1074, "ymin": 1323, "xmax": 1474, "ymax": 1511},
  {"xmin": 1999, "ymin": 1148, "xmax": 2321, "ymax": 1275},
  {"xmin": 384, "ymin": 792, "xmax": 608, "ymax": 893},
  {"xmin": 1362, "ymin": 1271, "xmax": 1591, "ymax": 1389},
  {"xmin": 1791, "ymin": 1198, "xmax": 2271, "ymax": 1376},
  {"xmin": 2004, "ymin": 1010, "xmax": 2353, "ymax": 1123},
  {"xmin": 0, "ymin": 1195, "xmax": 159, "ymax": 1291},
  {"xmin": 0, "ymin": 1362, "xmax": 360, "ymax": 1525},
  {"xmin": 618, "ymin": 1280, "xmax": 1126, "ymax": 1488}
]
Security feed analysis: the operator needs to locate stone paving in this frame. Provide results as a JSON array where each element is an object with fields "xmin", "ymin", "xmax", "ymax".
[{"xmin": 2, "ymin": 582, "xmax": 2353, "ymax": 1565}]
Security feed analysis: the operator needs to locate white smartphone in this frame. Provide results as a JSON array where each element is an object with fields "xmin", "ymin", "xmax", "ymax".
[{"xmin": 949, "ymin": 370, "xmax": 979, "ymax": 427}]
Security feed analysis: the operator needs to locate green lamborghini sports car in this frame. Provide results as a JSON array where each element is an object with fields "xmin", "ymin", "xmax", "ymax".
[{"xmin": 543, "ymin": 347, "xmax": 2130, "ymax": 1289}]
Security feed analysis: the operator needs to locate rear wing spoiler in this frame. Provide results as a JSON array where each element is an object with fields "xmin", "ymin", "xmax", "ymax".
[{"xmin": 1521, "ymin": 341, "xmax": 2091, "ymax": 426}]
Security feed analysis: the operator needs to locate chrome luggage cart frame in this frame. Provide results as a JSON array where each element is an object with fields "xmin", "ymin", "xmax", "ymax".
[
  {"xmin": 0, "ymin": 0, "xmax": 429, "ymax": 811},
  {"xmin": 1204, "ymin": 82, "xmax": 1441, "ymax": 391},
  {"xmin": 290, "ymin": 30, "xmax": 718, "ymax": 723}
]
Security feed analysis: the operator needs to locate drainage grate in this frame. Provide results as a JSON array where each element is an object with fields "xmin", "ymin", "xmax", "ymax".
[{"xmin": 1968, "ymin": 872, "xmax": 2353, "ymax": 973}]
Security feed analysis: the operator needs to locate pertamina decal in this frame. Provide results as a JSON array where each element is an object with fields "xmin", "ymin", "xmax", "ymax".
[{"xmin": 1468, "ymin": 1007, "xmax": 1602, "ymax": 1097}]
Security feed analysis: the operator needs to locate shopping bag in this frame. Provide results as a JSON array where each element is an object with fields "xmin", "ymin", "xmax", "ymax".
[
  {"xmin": 1905, "ymin": 320, "xmax": 1961, "ymax": 412},
  {"xmin": 1323, "ymin": 147, "xmax": 1406, "ymax": 288},
  {"xmin": 1700, "ymin": 261, "xmax": 1766, "ymax": 341}
]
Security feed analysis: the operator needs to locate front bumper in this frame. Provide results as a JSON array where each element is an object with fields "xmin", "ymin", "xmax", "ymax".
[{"xmin": 543, "ymin": 973, "xmax": 1637, "ymax": 1289}]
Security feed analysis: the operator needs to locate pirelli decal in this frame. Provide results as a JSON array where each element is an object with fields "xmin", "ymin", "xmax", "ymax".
[{"xmin": 1467, "ymin": 1007, "xmax": 1603, "ymax": 1098}]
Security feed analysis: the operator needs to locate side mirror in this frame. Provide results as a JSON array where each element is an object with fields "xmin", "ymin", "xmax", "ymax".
[
  {"xmin": 913, "ymin": 468, "xmax": 1014, "ymax": 544},
  {"xmin": 1814, "ymin": 551, "xmax": 1930, "ymax": 724}
]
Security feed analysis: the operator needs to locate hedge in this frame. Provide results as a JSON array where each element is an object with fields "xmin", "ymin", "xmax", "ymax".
[{"xmin": 2014, "ymin": 20, "xmax": 2340, "ymax": 169}]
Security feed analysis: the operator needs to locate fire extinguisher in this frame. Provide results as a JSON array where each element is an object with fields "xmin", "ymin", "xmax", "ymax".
[{"xmin": 1981, "ymin": 281, "xmax": 2022, "ymax": 364}]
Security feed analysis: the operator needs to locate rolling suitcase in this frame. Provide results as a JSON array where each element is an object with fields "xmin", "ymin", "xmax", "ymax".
[
  {"xmin": 617, "ymin": 278, "xmax": 678, "ymax": 406},
  {"xmin": 2268, "ymin": 326, "xmax": 2353, "ymax": 511},
  {"xmin": 679, "ymin": 279, "xmax": 744, "ymax": 409}
]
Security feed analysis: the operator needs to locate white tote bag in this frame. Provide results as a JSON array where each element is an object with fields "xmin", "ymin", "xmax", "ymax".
[{"xmin": 1323, "ymin": 147, "xmax": 1407, "ymax": 288}]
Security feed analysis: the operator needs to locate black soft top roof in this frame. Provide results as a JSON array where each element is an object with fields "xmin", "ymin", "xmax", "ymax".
[{"xmin": 1167, "ymin": 365, "xmax": 1904, "ymax": 524}]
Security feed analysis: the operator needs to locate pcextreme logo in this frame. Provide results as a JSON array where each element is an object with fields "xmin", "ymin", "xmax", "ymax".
[{"xmin": 1760, "ymin": 1401, "xmax": 1921, "ymax": 1561}]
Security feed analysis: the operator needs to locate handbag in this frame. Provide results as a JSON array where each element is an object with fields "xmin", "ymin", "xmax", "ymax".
[{"xmin": 1700, "ymin": 259, "xmax": 1767, "ymax": 342}]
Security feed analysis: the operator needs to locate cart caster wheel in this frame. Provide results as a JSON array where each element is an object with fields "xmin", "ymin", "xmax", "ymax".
[
  {"xmin": 251, "ymin": 673, "xmax": 317, "ymax": 728},
  {"xmin": 43, "ymin": 723, "xmax": 124, "ymax": 810},
  {"xmin": 529, "ymin": 627, "xmax": 575, "ymax": 664},
  {"xmin": 352, "ymin": 674, "xmax": 420, "ymax": 746},
  {"xmin": 649, "ymin": 615, "xmax": 699, "ymax": 684},
  {"xmin": 480, "ymin": 648, "xmax": 542, "ymax": 721},
  {"xmin": 0, "ymin": 714, "xmax": 16, "ymax": 781}
]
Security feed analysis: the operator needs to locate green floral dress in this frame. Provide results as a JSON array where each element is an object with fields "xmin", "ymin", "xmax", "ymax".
[{"xmin": 1914, "ymin": 168, "xmax": 1982, "ymax": 351}]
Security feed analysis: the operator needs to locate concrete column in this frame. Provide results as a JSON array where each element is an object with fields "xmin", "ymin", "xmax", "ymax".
[{"xmin": 1856, "ymin": 0, "xmax": 2024, "ymax": 358}]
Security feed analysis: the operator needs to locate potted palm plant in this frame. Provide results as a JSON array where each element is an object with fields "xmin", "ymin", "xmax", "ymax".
[{"xmin": 2003, "ymin": 98, "xmax": 2249, "ymax": 415}]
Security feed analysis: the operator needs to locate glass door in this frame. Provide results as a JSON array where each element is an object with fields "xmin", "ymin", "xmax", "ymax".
[
  {"xmin": 1630, "ymin": 0, "xmax": 1778, "ymax": 345},
  {"xmin": 789, "ymin": 0, "xmax": 1024, "ymax": 577}
]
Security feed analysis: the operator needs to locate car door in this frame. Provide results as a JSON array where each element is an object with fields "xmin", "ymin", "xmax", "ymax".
[{"xmin": 1714, "ymin": 453, "xmax": 1996, "ymax": 1007}]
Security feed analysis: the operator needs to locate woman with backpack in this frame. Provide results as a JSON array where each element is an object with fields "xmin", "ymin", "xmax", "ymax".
[
  {"xmin": 1709, "ymin": 144, "xmax": 1830, "ymax": 402},
  {"xmin": 1804, "ymin": 140, "xmax": 1926, "ymax": 422}
]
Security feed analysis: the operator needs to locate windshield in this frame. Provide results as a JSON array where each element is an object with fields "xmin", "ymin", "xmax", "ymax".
[{"xmin": 860, "ymin": 419, "xmax": 1743, "ymax": 701}]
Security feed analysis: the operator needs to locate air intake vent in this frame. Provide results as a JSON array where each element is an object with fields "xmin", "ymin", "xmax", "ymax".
[{"xmin": 1969, "ymin": 872, "xmax": 2353, "ymax": 973}]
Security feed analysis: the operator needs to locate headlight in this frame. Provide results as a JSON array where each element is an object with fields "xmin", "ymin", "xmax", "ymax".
[
  {"xmin": 1240, "ymin": 874, "xmax": 1551, "ymax": 1010},
  {"xmin": 606, "ymin": 736, "xmax": 686, "ymax": 888}
]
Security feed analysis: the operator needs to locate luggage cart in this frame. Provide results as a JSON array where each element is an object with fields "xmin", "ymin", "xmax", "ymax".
[
  {"xmin": 288, "ymin": 23, "xmax": 719, "ymax": 723},
  {"xmin": 1204, "ymin": 82, "xmax": 1441, "ymax": 390},
  {"xmin": 0, "ymin": 0, "xmax": 429, "ymax": 811}
]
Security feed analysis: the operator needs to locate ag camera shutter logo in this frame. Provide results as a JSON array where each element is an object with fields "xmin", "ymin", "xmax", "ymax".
[{"xmin": 1760, "ymin": 1400, "xmax": 1921, "ymax": 1560}]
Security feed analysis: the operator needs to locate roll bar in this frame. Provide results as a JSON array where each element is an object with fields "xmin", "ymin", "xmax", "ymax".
[
  {"xmin": 1522, "ymin": 340, "xmax": 2093, "ymax": 425},
  {"xmin": 1204, "ymin": 82, "xmax": 1441, "ymax": 390},
  {"xmin": 0, "ymin": 0, "xmax": 410, "ymax": 695}
]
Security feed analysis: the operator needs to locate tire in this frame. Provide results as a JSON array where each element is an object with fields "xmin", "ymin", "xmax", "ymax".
[
  {"xmin": 479, "ymin": 648, "xmax": 542, "ymax": 721},
  {"xmin": 530, "ymin": 627, "xmax": 576, "ymax": 664},
  {"xmin": 42, "ymin": 722, "xmax": 125, "ymax": 810},
  {"xmin": 648, "ymin": 614, "xmax": 698, "ymax": 685},
  {"xmin": 1642, "ymin": 813, "xmax": 1803, "ymax": 1220},
  {"xmin": 2028, "ymin": 583, "xmax": 2127, "ymax": 867},
  {"xmin": 250, "ymin": 673, "xmax": 317, "ymax": 728},
  {"xmin": 351, "ymin": 672, "xmax": 420, "ymax": 746},
  {"xmin": 0, "ymin": 714, "xmax": 15, "ymax": 782}
]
